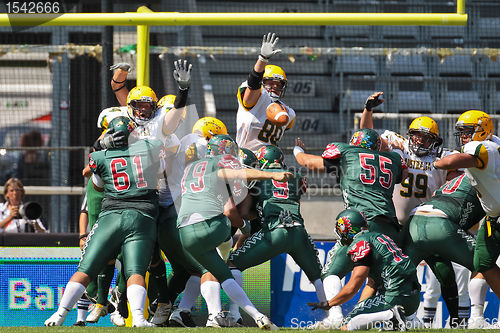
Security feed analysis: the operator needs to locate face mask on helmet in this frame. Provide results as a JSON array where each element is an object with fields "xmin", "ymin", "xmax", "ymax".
[
  {"xmin": 350, "ymin": 129, "xmax": 380, "ymax": 151},
  {"xmin": 263, "ymin": 65, "xmax": 287, "ymax": 101},
  {"xmin": 206, "ymin": 134, "xmax": 239, "ymax": 158},
  {"xmin": 192, "ymin": 117, "xmax": 228, "ymax": 142},
  {"xmin": 127, "ymin": 86, "xmax": 158, "ymax": 125},
  {"xmin": 408, "ymin": 130, "xmax": 442, "ymax": 157},
  {"xmin": 256, "ymin": 145, "xmax": 285, "ymax": 169},
  {"xmin": 407, "ymin": 117, "xmax": 442, "ymax": 157},
  {"xmin": 454, "ymin": 110, "xmax": 493, "ymax": 147},
  {"xmin": 334, "ymin": 209, "xmax": 368, "ymax": 246}
]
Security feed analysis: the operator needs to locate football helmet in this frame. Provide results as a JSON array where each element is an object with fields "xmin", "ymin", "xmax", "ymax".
[
  {"xmin": 127, "ymin": 86, "xmax": 158, "ymax": 125},
  {"xmin": 192, "ymin": 117, "xmax": 228, "ymax": 142},
  {"xmin": 108, "ymin": 116, "xmax": 135, "ymax": 141},
  {"xmin": 350, "ymin": 128, "xmax": 380, "ymax": 151},
  {"xmin": 256, "ymin": 145, "xmax": 285, "ymax": 169},
  {"xmin": 239, "ymin": 148, "xmax": 259, "ymax": 168},
  {"xmin": 407, "ymin": 116, "xmax": 443, "ymax": 157},
  {"xmin": 157, "ymin": 94, "xmax": 176, "ymax": 109},
  {"xmin": 334, "ymin": 209, "xmax": 368, "ymax": 246},
  {"xmin": 455, "ymin": 110, "xmax": 493, "ymax": 146},
  {"xmin": 263, "ymin": 65, "xmax": 287, "ymax": 101},
  {"xmin": 206, "ymin": 134, "xmax": 238, "ymax": 157}
]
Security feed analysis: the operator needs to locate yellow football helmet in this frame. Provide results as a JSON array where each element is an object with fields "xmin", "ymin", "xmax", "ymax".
[
  {"xmin": 158, "ymin": 94, "xmax": 176, "ymax": 109},
  {"xmin": 263, "ymin": 65, "xmax": 287, "ymax": 100},
  {"xmin": 407, "ymin": 116, "xmax": 443, "ymax": 156},
  {"xmin": 126, "ymin": 86, "xmax": 158, "ymax": 125},
  {"xmin": 455, "ymin": 110, "xmax": 493, "ymax": 146},
  {"xmin": 192, "ymin": 117, "xmax": 228, "ymax": 142}
]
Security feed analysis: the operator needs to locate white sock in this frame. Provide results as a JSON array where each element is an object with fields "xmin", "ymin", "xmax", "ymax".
[
  {"xmin": 127, "ymin": 284, "xmax": 147, "ymax": 322},
  {"xmin": 313, "ymin": 279, "xmax": 327, "ymax": 302},
  {"xmin": 200, "ymin": 281, "xmax": 222, "ymax": 315},
  {"xmin": 177, "ymin": 275, "xmax": 201, "ymax": 311},
  {"xmin": 229, "ymin": 269, "xmax": 243, "ymax": 316},
  {"xmin": 323, "ymin": 275, "xmax": 343, "ymax": 320},
  {"xmin": 347, "ymin": 309, "xmax": 392, "ymax": 330},
  {"xmin": 76, "ymin": 297, "xmax": 91, "ymax": 322},
  {"xmin": 221, "ymin": 279, "xmax": 262, "ymax": 320},
  {"xmin": 469, "ymin": 278, "xmax": 488, "ymax": 308},
  {"xmin": 57, "ymin": 281, "xmax": 86, "ymax": 316}
]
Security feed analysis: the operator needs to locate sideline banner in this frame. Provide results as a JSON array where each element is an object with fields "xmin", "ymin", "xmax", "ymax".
[
  {"xmin": 271, "ymin": 241, "xmax": 500, "ymax": 328},
  {"xmin": 0, "ymin": 247, "xmax": 270, "ymax": 326}
]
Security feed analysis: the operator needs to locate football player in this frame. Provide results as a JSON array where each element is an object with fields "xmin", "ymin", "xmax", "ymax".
[
  {"xmin": 308, "ymin": 209, "xmax": 420, "ymax": 331},
  {"xmin": 228, "ymin": 145, "xmax": 327, "ymax": 318},
  {"xmin": 434, "ymin": 110, "xmax": 500, "ymax": 302},
  {"xmin": 236, "ymin": 32, "xmax": 296, "ymax": 152},
  {"xmin": 45, "ymin": 117, "xmax": 164, "ymax": 327},
  {"xmin": 294, "ymin": 128, "xmax": 407, "ymax": 327},
  {"xmin": 360, "ymin": 92, "xmax": 470, "ymax": 325},
  {"xmin": 177, "ymin": 135, "xmax": 290, "ymax": 330}
]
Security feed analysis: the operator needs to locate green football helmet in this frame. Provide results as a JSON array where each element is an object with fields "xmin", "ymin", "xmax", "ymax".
[
  {"xmin": 334, "ymin": 209, "xmax": 368, "ymax": 246},
  {"xmin": 206, "ymin": 134, "xmax": 238, "ymax": 157},
  {"xmin": 238, "ymin": 148, "xmax": 259, "ymax": 168},
  {"xmin": 350, "ymin": 128, "xmax": 380, "ymax": 151},
  {"xmin": 108, "ymin": 116, "xmax": 135, "ymax": 141},
  {"xmin": 256, "ymin": 145, "xmax": 285, "ymax": 169}
]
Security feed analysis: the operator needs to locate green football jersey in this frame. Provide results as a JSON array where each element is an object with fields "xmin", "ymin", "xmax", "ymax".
[
  {"xmin": 423, "ymin": 174, "xmax": 485, "ymax": 230},
  {"xmin": 348, "ymin": 230, "xmax": 418, "ymax": 296},
  {"xmin": 323, "ymin": 142, "xmax": 404, "ymax": 222},
  {"xmin": 177, "ymin": 154, "xmax": 242, "ymax": 227},
  {"xmin": 89, "ymin": 138, "xmax": 163, "ymax": 216},
  {"xmin": 254, "ymin": 169, "xmax": 306, "ymax": 230}
]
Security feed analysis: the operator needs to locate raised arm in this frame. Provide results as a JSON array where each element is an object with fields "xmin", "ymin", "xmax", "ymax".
[
  {"xmin": 162, "ymin": 59, "xmax": 192, "ymax": 135},
  {"xmin": 109, "ymin": 62, "xmax": 131, "ymax": 106},
  {"xmin": 434, "ymin": 153, "xmax": 479, "ymax": 170},
  {"xmin": 359, "ymin": 92, "xmax": 384, "ymax": 129},
  {"xmin": 242, "ymin": 33, "xmax": 281, "ymax": 108}
]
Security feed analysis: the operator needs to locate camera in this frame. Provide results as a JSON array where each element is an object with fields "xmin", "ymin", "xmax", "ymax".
[{"xmin": 19, "ymin": 202, "xmax": 42, "ymax": 220}]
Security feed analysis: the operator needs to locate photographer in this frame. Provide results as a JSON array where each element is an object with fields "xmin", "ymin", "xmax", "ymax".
[{"xmin": 0, "ymin": 177, "xmax": 46, "ymax": 233}]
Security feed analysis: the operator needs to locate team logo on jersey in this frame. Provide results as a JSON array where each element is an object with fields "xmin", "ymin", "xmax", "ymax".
[
  {"xmin": 321, "ymin": 143, "xmax": 341, "ymax": 159},
  {"xmin": 349, "ymin": 240, "xmax": 371, "ymax": 262}
]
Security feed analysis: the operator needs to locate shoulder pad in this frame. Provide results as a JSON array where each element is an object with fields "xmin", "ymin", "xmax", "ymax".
[
  {"xmin": 322, "ymin": 143, "xmax": 341, "ymax": 159},
  {"xmin": 348, "ymin": 240, "xmax": 371, "ymax": 262}
]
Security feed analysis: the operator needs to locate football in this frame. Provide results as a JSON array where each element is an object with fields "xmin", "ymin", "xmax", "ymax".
[{"xmin": 266, "ymin": 102, "xmax": 289, "ymax": 126}]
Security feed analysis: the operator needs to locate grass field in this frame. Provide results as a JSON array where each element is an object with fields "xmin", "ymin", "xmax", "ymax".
[{"xmin": 0, "ymin": 327, "xmax": 486, "ymax": 333}]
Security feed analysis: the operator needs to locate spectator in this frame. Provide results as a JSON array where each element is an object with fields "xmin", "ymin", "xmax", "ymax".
[
  {"xmin": 17, "ymin": 130, "xmax": 50, "ymax": 186},
  {"xmin": 0, "ymin": 177, "xmax": 46, "ymax": 233}
]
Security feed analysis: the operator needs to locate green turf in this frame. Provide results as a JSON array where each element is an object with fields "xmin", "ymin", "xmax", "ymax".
[{"xmin": 0, "ymin": 328, "xmax": 483, "ymax": 333}]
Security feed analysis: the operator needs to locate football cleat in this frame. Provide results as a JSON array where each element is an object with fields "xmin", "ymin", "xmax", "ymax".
[
  {"xmin": 206, "ymin": 312, "xmax": 230, "ymax": 328},
  {"xmin": 390, "ymin": 305, "xmax": 407, "ymax": 331},
  {"xmin": 110, "ymin": 310, "xmax": 126, "ymax": 327},
  {"xmin": 468, "ymin": 316, "xmax": 493, "ymax": 329},
  {"xmin": 132, "ymin": 317, "xmax": 156, "ymax": 328},
  {"xmin": 44, "ymin": 312, "xmax": 67, "ymax": 326},
  {"xmin": 225, "ymin": 311, "xmax": 244, "ymax": 327},
  {"xmin": 72, "ymin": 321, "xmax": 86, "ymax": 326},
  {"xmin": 150, "ymin": 302, "xmax": 172, "ymax": 326},
  {"xmin": 169, "ymin": 308, "xmax": 197, "ymax": 327},
  {"xmin": 86, "ymin": 303, "xmax": 107, "ymax": 323},
  {"xmin": 256, "ymin": 315, "xmax": 279, "ymax": 330}
]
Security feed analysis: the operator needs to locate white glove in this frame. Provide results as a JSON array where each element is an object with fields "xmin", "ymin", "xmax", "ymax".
[
  {"xmin": 173, "ymin": 59, "xmax": 192, "ymax": 90},
  {"xmin": 259, "ymin": 32, "xmax": 281, "ymax": 62},
  {"xmin": 109, "ymin": 62, "xmax": 131, "ymax": 72}
]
